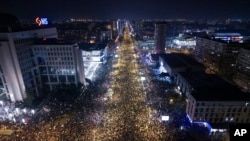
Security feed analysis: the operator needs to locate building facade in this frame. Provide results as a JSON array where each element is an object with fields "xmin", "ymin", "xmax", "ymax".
[
  {"xmin": 233, "ymin": 47, "xmax": 250, "ymax": 92},
  {"xmin": 154, "ymin": 22, "xmax": 167, "ymax": 54},
  {"xmin": 194, "ymin": 37, "xmax": 240, "ymax": 79},
  {"xmin": 0, "ymin": 28, "xmax": 58, "ymax": 102},
  {"xmin": 33, "ymin": 39, "xmax": 85, "ymax": 92}
]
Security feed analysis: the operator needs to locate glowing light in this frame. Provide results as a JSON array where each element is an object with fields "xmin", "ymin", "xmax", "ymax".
[
  {"xmin": 180, "ymin": 126, "xmax": 184, "ymax": 130},
  {"xmin": 161, "ymin": 116, "xmax": 169, "ymax": 121},
  {"xmin": 35, "ymin": 17, "xmax": 42, "ymax": 26},
  {"xmin": 41, "ymin": 18, "xmax": 48, "ymax": 24},
  {"xmin": 31, "ymin": 109, "xmax": 35, "ymax": 114},
  {"xmin": 22, "ymin": 118, "xmax": 25, "ymax": 123},
  {"xmin": 35, "ymin": 17, "xmax": 48, "ymax": 26},
  {"xmin": 169, "ymin": 99, "xmax": 173, "ymax": 104},
  {"xmin": 186, "ymin": 114, "xmax": 192, "ymax": 123},
  {"xmin": 140, "ymin": 77, "xmax": 146, "ymax": 81},
  {"xmin": 85, "ymin": 62, "xmax": 100, "ymax": 80}
]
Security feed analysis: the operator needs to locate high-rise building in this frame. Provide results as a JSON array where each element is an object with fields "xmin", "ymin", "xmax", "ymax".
[
  {"xmin": 0, "ymin": 13, "xmax": 58, "ymax": 102},
  {"xmin": 194, "ymin": 36, "xmax": 240, "ymax": 80},
  {"xmin": 0, "ymin": 13, "xmax": 85, "ymax": 102},
  {"xmin": 154, "ymin": 22, "xmax": 167, "ymax": 54}
]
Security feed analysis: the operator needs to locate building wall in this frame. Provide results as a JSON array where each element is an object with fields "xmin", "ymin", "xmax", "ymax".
[
  {"xmin": 189, "ymin": 101, "xmax": 250, "ymax": 123},
  {"xmin": 233, "ymin": 48, "xmax": 250, "ymax": 92},
  {"xmin": 154, "ymin": 23, "xmax": 167, "ymax": 54},
  {"xmin": 14, "ymin": 38, "xmax": 39, "ymax": 96},
  {"xmin": 195, "ymin": 37, "xmax": 224, "ymax": 73},
  {"xmin": 33, "ymin": 44, "xmax": 84, "ymax": 91},
  {"xmin": 194, "ymin": 37, "xmax": 239, "ymax": 79},
  {"xmin": 0, "ymin": 28, "xmax": 58, "ymax": 102},
  {"xmin": 0, "ymin": 41, "xmax": 25, "ymax": 102},
  {"xmin": 73, "ymin": 45, "xmax": 85, "ymax": 84}
]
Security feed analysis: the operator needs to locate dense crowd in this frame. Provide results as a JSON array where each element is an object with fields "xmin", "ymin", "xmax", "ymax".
[{"xmin": 0, "ymin": 25, "xmax": 212, "ymax": 141}]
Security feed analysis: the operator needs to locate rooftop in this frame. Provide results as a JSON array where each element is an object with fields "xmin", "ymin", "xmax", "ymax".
[
  {"xmin": 33, "ymin": 38, "xmax": 76, "ymax": 45},
  {"xmin": 179, "ymin": 71, "xmax": 250, "ymax": 101},
  {"xmin": 160, "ymin": 53, "xmax": 205, "ymax": 69},
  {"xmin": 78, "ymin": 42, "xmax": 106, "ymax": 51}
]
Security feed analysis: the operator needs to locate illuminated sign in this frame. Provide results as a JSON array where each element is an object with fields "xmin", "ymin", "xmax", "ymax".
[{"xmin": 35, "ymin": 17, "xmax": 48, "ymax": 26}]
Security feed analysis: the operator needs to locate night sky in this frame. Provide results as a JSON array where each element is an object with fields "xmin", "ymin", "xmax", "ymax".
[{"xmin": 1, "ymin": 0, "xmax": 250, "ymax": 20}]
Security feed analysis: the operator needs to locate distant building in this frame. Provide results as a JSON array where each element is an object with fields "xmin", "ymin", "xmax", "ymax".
[
  {"xmin": 111, "ymin": 20, "xmax": 119, "ymax": 39},
  {"xmin": 160, "ymin": 53, "xmax": 250, "ymax": 131},
  {"xmin": 194, "ymin": 36, "xmax": 240, "ymax": 80},
  {"xmin": 233, "ymin": 45, "xmax": 250, "ymax": 92},
  {"xmin": 172, "ymin": 34, "xmax": 196, "ymax": 49},
  {"xmin": 33, "ymin": 38, "xmax": 85, "ymax": 91},
  {"xmin": 154, "ymin": 22, "xmax": 167, "ymax": 54},
  {"xmin": 212, "ymin": 32, "xmax": 244, "ymax": 43}
]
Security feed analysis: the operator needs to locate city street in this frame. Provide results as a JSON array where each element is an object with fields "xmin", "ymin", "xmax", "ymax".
[
  {"xmin": 0, "ymin": 22, "xmax": 173, "ymax": 141},
  {"xmin": 78, "ymin": 22, "xmax": 171, "ymax": 140}
]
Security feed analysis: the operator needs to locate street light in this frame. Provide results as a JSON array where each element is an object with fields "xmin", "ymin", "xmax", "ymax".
[
  {"xmin": 5, "ymin": 107, "xmax": 8, "ymax": 113},
  {"xmin": 170, "ymin": 99, "xmax": 174, "ymax": 104},
  {"xmin": 23, "ymin": 108, "xmax": 26, "ymax": 113},
  {"xmin": 0, "ymin": 101, "xmax": 3, "ymax": 106},
  {"xmin": 22, "ymin": 118, "xmax": 26, "ymax": 124},
  {"xmin": 31, "ymin": 109, "xmax": 35, "ymax": 115}
]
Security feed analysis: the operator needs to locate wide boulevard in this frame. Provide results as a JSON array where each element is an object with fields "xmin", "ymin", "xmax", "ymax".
[{"xmin": 82, "ymin": 23, "xmax": 171, "ymax": 141}]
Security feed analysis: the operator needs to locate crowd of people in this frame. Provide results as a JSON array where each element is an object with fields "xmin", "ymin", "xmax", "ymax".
[
  {"xmin": 0, "ymin": 25, "xmax": 182, "ymax": 141},
  {"xmin": 0, "ymin": 101, "xmax": 36, "ymax": 125}
]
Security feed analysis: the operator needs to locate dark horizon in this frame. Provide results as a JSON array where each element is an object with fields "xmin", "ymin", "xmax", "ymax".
[{"xmin": 2, "ymin": 0, "xmax": 250, "ymax": 20}]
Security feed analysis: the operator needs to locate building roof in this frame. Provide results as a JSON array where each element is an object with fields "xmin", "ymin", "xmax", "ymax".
[
  {"xmin": 33, "ymin": 38, "xmax": 76, "ymax": 45},
  {"xmin": 78, "ymin": 42, "xmax": 106, "ymax": 51},
  {"xmin": 179, "ymin": 71, "xmax": 250, "ymax": 101},
  {"xmin": 160, "ymin": 53, "xmax": 205, "ymax": 69}
]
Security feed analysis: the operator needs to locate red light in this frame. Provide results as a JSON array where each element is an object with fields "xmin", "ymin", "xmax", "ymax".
[{"xmin": 35, "ymin": 17, "xmax": 42, "ymax": 26}]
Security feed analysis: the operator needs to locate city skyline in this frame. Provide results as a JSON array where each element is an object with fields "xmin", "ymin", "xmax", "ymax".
[{"xmin": 1, "ymin": 0, "xmax": 250, "ymax": 20}]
